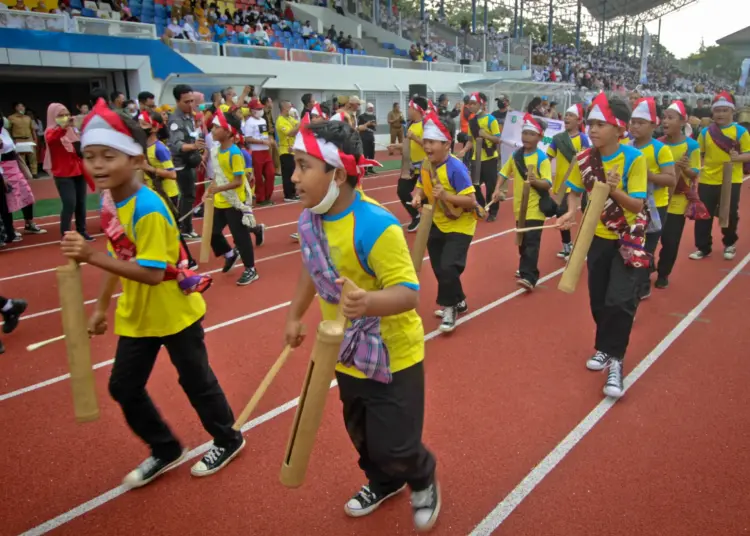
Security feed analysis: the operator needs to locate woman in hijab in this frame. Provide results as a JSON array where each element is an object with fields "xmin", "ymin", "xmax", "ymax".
[{"xmin": 44, "ymin": 103, "xmax": 94, "ymax": 240}]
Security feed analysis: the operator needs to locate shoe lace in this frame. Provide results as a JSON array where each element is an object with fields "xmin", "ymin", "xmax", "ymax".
[
  {"xmin": 442, "ymin": 307, "xmax": 455, "ymax": 323},
  {"xmin": 592, "ymin": 351, "xmax": 609, "ymax": 365},
  {"xmin": 607, "ymin": 359, "xmax": 623, "ymax": 386},
  {"xmin": 355, "ymin": 485, "xmax": 376, "ymax": 504},
  {"xmin": 411, "ymin": 485, "xmax": 434, "ymax": 508},
  {"xmin": 202, "ymin": 445, "xmax": 225, "ymax": 465}
]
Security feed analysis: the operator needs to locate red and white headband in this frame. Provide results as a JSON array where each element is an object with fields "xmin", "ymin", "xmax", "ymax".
[
  {"xmin": 631, "ymin": 97, "xmax": 659, "ymax": 124},
  {"xmin": 667, "ymin": 100, "xmax": 687, "ymax": 119},
  {"xmin": 422, "ymin": 111, "xmax": 451, "ymax": 142},
  {"xmin": 81, "ymin": 98, "xmax": 143, "ymax": 156},
  {"xmin": 587, "ymin": 93, "xmax": 627, "ymax": 129},
  {"xmin": 565, "ymin": 103, "xmax": 585, "ymax": 120},
  {"xmin": 292, "ymin": 126, "xmax": 382, "ymax": 182},
  {"xmin": 212, "ymin": 108, "xmax": 239, "ymax": 137},
  {"xmin": 712, "ymin": 91, "xmax": 735, "ymax": 110},
  {"xmin": 139, "ymin": 110, "xmax": 159, "ymax": 130},
  {"xmin": 469, "ymin": 92, "xmax": 485, "ymax": 105},
  {"xmin": 521, "ymin": 113, "xmax": 543, "ymax": 135}
]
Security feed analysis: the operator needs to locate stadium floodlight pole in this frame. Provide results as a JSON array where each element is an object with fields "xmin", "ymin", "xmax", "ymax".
[
  {"xmin": 547, "ymin": 0, "xmax": 553, "ymax": 49},
  {"xmin": 575, "ymin": 0, "xmax": 581, "ymax": 52},
  {"xmin": 471, "ymin": 0, "xmax": 477, "ymax": 34},
  {"xmin": 514, "ymin": 0, "xmax": 519, "ymax": 39}
]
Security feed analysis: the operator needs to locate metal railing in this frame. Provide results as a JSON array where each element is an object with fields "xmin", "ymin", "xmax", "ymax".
[
  {"xmin": 223, "ymin": 43, "xmax": 287, "ymax": 61},
  {"xmin": 344, "ymin": 54, "xmax": 390, "ymax": 68},
  {"xmin": 0, "ymin": 11, "xmax": 67, "ymax": 32},
  {"xmin": 288, "ymin": 49, "xmax": 343, "ymax": 65},
  {"xmin": 74, "ymin": 17, "xmax": 156, "ymax": 39},
  {"xmin": 391, "ymin": 58, "xmax": 429, "ymax": 71},
  {"xmin": 429, "ymin": 62, "xmax": 462, "ymax": 73},
  {"xmin": 171, "ymin": 39, "xmax": 221, "ymax": 56}
]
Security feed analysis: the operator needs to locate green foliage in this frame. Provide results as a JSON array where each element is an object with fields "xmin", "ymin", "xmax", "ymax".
[{"xmin": 685, "ymin": 44, "xmax": 741, "ymax": 80}]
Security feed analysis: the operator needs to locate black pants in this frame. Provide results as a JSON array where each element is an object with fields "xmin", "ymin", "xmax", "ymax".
[
  {"xmin": 639, "ymin": 205, "xmax": 668, "ymax": 296},
  {"xmin": 108, "ymin": 319, "xmax": 242, "ymax": 460},
  {"xmin": 279, "ymin": 153, "xmax": 296, "ymax": 199},
  {"xmin": 361, "ymin": 135, "xmax": 375, "ymax": 161},
  {"xmin": 336, "ymin": 361, "xmax": 436, "ymax": 496},
  {"xmin": 168, "ymin": 195, "xmax": 196, "ymax": 265},
  {"xmin": 471, "ymin": 158, "xmax": 499, "ymax": 218},
  {"xmin": 587, "ymin": 237, "xmax": 640, "ymax": 360},
  {"xmin": 426, "ymin": 225, "xmax": 472, "ymax": 307},
  {"xmin": 694, "ymin": 182, "xmax": 741, "ymax": 254},
  {"xmin": 518, "ymin": 219, "xmax": 544, "ymax": 285},
  {"xmin": 176, "ymin": 167, "xmax": 197, "ymax": 233},
  {"xmin": 0, "ymin": 194, "xmax": 33, "ymax": 241},
  {"xmin": 210, "ymin": 206, "xmax": 255, "ymax": 268},
  {"xmin": 657, "ymin": 213, "xmax": 686, "ymax": 279},
  {"xmin": 398, "ymin": 168, "xmax": 419, "ymax": 220},
  {"xmin": 558, "ymin": 194, "xmax": 572, "ymax": 244},
  {"xmin": 54, "ymin": 175, "xmax": 87, "ymax": 235}
]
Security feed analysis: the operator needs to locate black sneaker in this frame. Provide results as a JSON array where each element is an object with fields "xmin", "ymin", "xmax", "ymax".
[
  {"xmin": 222, "ymin": 250, "xmax": 239, "ymax": 273},
  {"xmin": 407, "ymin": 216, "xmax": 421, "ymax": 233},
  {"xmin": 639, "ymin": 287, "xmax": 652, "ymax": 300},
  {"xmin": 188, "ymin": 259, "xmax": 199, "ymax": 271},
  {"xmin": 439, "ymin": 306, "xmax": 456, "ymax": 333},
  {"xmin": 603, "ymin": 358, "xmax": 624, "ymax": 398},
  {"xmin": 258, "ymin": 200, "xmax": 274, "ymax": 207},
  {"xmin": 24, "ymin": 222, "xmax": 47, "ymax": 234},
  {"xmin": 254, "ymin": 224, "xmax": 265, "ymax": 247},
  {"xmin": 655, "ymin": 277, "xmax": 669, "ymax": 289},
  {"xmin": 123, "ymin": 449, "xmax": 187, "ymax": 489},
  {"xmin": 586, "ymin": 350, "xmax": 610, "ymax": 371},
  {"xmin": 237, "ymin": 267, "xmax": 259, "ymax": 286},
  {"xmin": 182, "ymin": 231, "xmax": 200, "ymax": 240},
  {"xmin": 434, "ymin": 300, "xmax": 468, "ymax": 318},
  {"xmin": 344, "ymin": 484, "xmax": 407, "ymax": 518},
  {"xmin": 190, "ymin": 439, "xmax": 246, "ymax": 477},
  {"xmin": 487, "ymin": 214, "xmax": 497, "ymax": 222},
  {"xmin": 412, "ymin": 481, "xmax": 441, "ymax": 532},
  {"xmin": 2, "ymin": 299, "xmax": 27, "ymax": 334},
  {"xmin": 516, "ymin": 278, "xmax": 534, "ymax": 291}
]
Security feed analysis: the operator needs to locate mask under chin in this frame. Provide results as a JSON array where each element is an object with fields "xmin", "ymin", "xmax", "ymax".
[{"xmin": 309, "ymin": 171, "xmax": 340, "ymax": 215}]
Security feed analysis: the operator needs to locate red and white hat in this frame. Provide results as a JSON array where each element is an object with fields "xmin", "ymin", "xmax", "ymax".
[
  {"xmin": 212, "ymin": 108, "xmax": 239, "ymax": 137},
  {"xmin": 138, "ymin": 110, "xmax": 160, "ymax": 130},
  {"xmin": 521, "ymin": 113, "xmax": 543, "ymax": 135},
  {"xmin": 666, "ymin": 100, "xmax": 687, "ymax": 119},
  {"xmin": 409, "ymin": 99, "xmax": 426, "ymax": 115},
  {"xmin": 631, "ymin": 97, "xmax": 660, "ymax": 124},
  {"xmin": 292, "ymin": 125, "xmax": 382, "ymax": 183},
  {"xmin": 468, "ymin": 92, "xmax": 485, "ymax": 105},
  {"xmin": 712, "ymin": 91, "xmax": 735, "ymax": 110},
  {"xmin": 422, "ymin": 111, "xmax": 451, "ymax": 142},
  {"xmin": 565, "ymin": 103, "xmax": 585, "ymax": 119},
  {"xmin": 81, "ymin": 98, "xmax": 143, "ymax": 156},
  {"xmin": 301, "ymin": 103, "xmax": 327, "ymax": 126},
  {"xmin": 586, "ymin": 93, "xmax": 627, "ymax": 129}
]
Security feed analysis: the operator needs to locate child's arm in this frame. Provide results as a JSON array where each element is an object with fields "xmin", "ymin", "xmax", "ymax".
[
  {"xmin": 340, "ymin": 283, "xmax": 418, "ymax": 319},
  {"xmin": 88, "ymin": 273, "xmax": 119, "ymax": 335},
  {"xmin": 208, "ymin": 175, "xmax": 243, "ymax": 193},
  {"xmin": 284, "ymin": 268, "xmax": 317, "ymax": 347}
]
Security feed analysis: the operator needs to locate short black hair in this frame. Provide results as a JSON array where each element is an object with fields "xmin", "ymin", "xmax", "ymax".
[
  {"xmin": 260, "ymin": 96, "xmax": 271, "ymax": 105},
  {"xmin": 173, "ymin": 84, "xmax": 193, "ymax": 102},
  {"xmin": 138, "ymin": 91, "xmax": 155, "ymax": 104},
  {"xmin": 608, "ymin": 96, "xmax": 631, "ymax": 124},
  {"xmin": 305, "ymin": 120, "xmax": 362, "ymax": 188},
  {"xmin": 119, "ymin": 111, "xmax": 148, "ymax": 152},
  {"xmin": 90, "ymin": 88, "xmax": 110, "ymax": 106},
  {"xmin": 111, "ymin": 91, "xmax": 124, "ymax": 103},
  {"xmin": 411, "ymin": 96, "xmax": 428, "ymax": 112},
  {"xmin": 224, "ymin": 113, "xmax": 242, "ymax": 134},
  {"xmin": 301, "ymin": 93, "xmax": 313, "ymax": 107}
]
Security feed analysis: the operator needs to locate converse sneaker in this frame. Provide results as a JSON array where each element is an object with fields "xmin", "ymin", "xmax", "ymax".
[
  {"xmin": 724, "ymin": 245, "xmax": 737, "ymax": 260},
  {"xmin": 603, "ymin": 358, "xmax": 624, "ymax": 398},
  {"xmin": 689, "ymin": 250, "xmax": 709, "ymax": 260},
  {"xmin": 254, "ymin": 224, "xmax": 265, "ymax": 247},
  {"xmin": 123, "ymin": 449, "xmax": 187, "ymax": 488},
  {"xmin": 237, "ymin": 267, "xmax": 259, "ymax": 286},
  {"xmin": 407, "ymin": 216, "xmax": 421, "ymax": 233},
  {"xmin": 24, "ymin": 222, "xmax": 47, "ymax": 234},
  {"xmin": 439, "ymin": 306, "xmax": 457, "ymax": 333},
  {"xmin": 182, "ymin": 230, "xmax": 200, "ymax": 240},
  {"xmin": 516, "ymin": 278, "xmax": 534, "ymax": 291},
  {"xmin": 290, "ymin": 232, "xmax": 299, "ymax": 242},
  {"xmin": 283, "ymin": 195, "xmax": 300, "ymax": 203},
  {"xmin": 2, "ymin": 299, "xmax": 27, "ymax": 334},
  {"xmin": 586, "ymin": 350, "xmax": 610, "ymax": 371},
  {"xmin": 654, "ymin": 276, "xmax": 669, "ymax": 289},
  {"xmin": 556, "ymin": 242, "xmax": 573, "ymax": 259},
  {"xmin": 411, "ymin": 482, "xmax": 441, "ymax": 532},
  {"xmin": 434, "ymin": 300, "xmax": 468, "ymax": 318},
  {"xmin": 223, "ymin": 249, "xmax": 240, "ymax": 273},
  {"xmin": 190, "ymin": 439, "xmax": 246, "ymax": 477},
  {"xmin": 344, "ymin": 484, "xmax": 407, "ymax": 518}
]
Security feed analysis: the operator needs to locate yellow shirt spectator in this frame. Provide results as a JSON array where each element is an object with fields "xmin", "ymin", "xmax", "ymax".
[{"xmin": 276, "ymin": 114, "xmax": 299, "ymax": 155}]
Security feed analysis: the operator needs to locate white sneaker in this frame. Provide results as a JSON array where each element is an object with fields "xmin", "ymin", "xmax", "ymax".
[
  {"xmin": 412, "ymin": 482, "xmax": 441, "ymax": 532},
  {"xmin": 689, "ymin": 250, "xmax": 709, "ymax": 260},
  {"xmin": 724, "ymin": 245, "xmax": 737, "ymax": 260},
  {"xmin": 603, "ymin": 358, "xmax": 624, "ymax": 398}
]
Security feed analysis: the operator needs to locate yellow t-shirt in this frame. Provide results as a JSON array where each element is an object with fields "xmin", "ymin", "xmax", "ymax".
[
  {"xmin": 499, "ymin": 149, "xmax": 553, "ymax": 221},
  {"xmin": 698, "ymin": 123, "xmax": 750, "ymax": 185},
  {"xmin": 666, "ymin": 137, "xmax": 701, "ymax": 216},
  {"xmin": 632, "ymin": 139, "xmax": 675, "ymax": 208},
  {"xmin": 409, "ymin": 121, "xmax": 426, "ymax": 164},
  {"xmin": 145, "ymin": 141, "xmax": 180, "ymax": 199},
  {"xmin": 468, "ymin": 113, "xmax": 501, "ymax": 162},
  {"xmin": 416, "ymin": 155, "xmax": 477, "ymax": 236},
  {"xmin": 316, "ymin": 191, "xmax": 425, "ymax": 379},
  {"xmin": 547, "ymin": 132, "xmax": 591, "ymax": 194},
  {"xmin": 213, "ymin": 145, "xmax": 247, "ymax": 210},
  {"xmin": 106, "ymin": 186, "xmax": 206, "ymax": 338},
  {"xmin": 276, "ymin": 115, "xmax": 298, "ymax": 155},
  {"xmin": 566, "ymin": 145, "xmax": 648, "ymax": 240}
]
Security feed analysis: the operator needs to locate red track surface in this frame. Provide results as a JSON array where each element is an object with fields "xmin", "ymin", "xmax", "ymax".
[{"xmin": 0, "ymin": 172, "xmax": 748, "ymax": 536}]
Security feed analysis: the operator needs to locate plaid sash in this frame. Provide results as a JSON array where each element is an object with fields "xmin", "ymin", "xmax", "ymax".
[
  {"xmin": 100, "ymin": 189, "xmax": 211, "ymax": 294},
  {"xmin": 576, "ymin": 148, "xmax": 651, "ymax": 269},
  {"xmin": 297, "ymin": 207, "xmax": 392, "ymax": 384},
  {"xmin": 708, "ymin": 123, "xmax": 750, "ymax": 175}
]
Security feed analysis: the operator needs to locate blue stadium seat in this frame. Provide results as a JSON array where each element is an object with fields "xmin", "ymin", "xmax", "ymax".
[
  {"xmin": 337, "ymin": 48, "xmax": 344, "ymax": 54},
  {"xmin": 70, "ymin": 0, "xmax": 82, "ymax": 8},
  {"xmin": 344, "ymin": 48, "xmax": 352, "ymax": 54},
  {"xmin": 141, "ymin": 13, "xmax": 154, "ymax": 23},
  {"xmin": 382, "ymin": 42, "xmax": 394, "ymax": 49},
  {"xmin": 81, "ymin": 7, "xmax": 97, "ymax": 17}
]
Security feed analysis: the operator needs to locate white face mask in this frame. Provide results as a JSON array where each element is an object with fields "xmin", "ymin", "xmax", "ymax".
[
  {"xmin": 309, "ymin": 169, "xmax": 340, "ymax": 215},
  {"xmin": 231, "ymin": 95, "xmax": 239, "ymax": 104},
  {"xmin": 253, "ymin": 110, "xmax": 264, "ymax": 118}
]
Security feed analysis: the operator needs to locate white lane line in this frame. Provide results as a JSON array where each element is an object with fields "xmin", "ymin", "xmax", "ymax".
[
  {"xmin": 18, "ymin": 267, "xmax": 566, "ymax": 536},
  {"xmin": 468, "ymin": 250, "xmax": 750, "ymax": 536},
  {"xmin": 0, "ymin": 222, "xmax": 523, "ymax": 401}
]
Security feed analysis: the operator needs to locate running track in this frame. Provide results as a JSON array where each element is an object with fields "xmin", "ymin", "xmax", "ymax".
[{"xmin": 1, "ymin": 172, "xmax": 749, "ymax": 536}]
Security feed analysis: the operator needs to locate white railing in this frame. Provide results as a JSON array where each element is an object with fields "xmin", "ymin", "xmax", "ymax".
[
  {"xmin": 171, "ymin": 39, "xmax": 220, "ymax": 56},
  {"xmin": 223, "ymin": 43, "xmax": 287, "ymax": 61},
  {"xmin": 0, "ymin": 10, "xmax": 67, "ymax": 32},
  {"xmin": 462, "ymin": 64, "xmax": 484, "ymax": 74},
  {"xmin": 74, "ymin": 17, "xmax": 156, "ymax": 39},
  {"xmin": 430, "ymin": 62, "xmax": 462, "ymax": 73},
  {"xmin": 391, "ymin": 58, "xmax": 429, "ymax": 71},
  {"xmin": 344, "ymin": 54, "xmax": 389, "ymax": 68},
  {"xmin": 288, "ymin": 49, "xmax": 343, "ymax": 65}
]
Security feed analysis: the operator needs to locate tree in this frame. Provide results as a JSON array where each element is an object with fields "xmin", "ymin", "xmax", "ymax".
[{"xmin": 685, "ymin": 44, "xmax": 741, "ymax": 80}]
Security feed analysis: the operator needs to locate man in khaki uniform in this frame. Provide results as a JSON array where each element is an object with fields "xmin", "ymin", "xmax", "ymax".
[
  {"xmin": 387, "ymin": 102, "xmax": 404, "ymax": 154},
  {"xmin": 8, "ymin": 102, "xmax": 38, "ymax": 176}
]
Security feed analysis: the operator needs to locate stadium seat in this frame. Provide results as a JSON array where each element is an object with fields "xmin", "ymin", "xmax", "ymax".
[{"xmin": 81, "ymin": 7, "xmax": 97, "ymax": 17}]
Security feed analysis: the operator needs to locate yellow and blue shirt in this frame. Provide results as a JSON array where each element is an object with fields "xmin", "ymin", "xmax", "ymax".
[
  {"xmin": 547, "ymin": 132, "xmax": 590, "ymax": 194},
  {"xmin": 698, "ymin": 123, "xmax": 750, "ymax": 185},
  {"xmin": 106, "ymin": 186, "xmax": 206, "ymax": 338},
  {"xmin": 319, "ymin": 191, "xmax": 424, "ymax": 379},
  {"xmin": 666, "ymin": 137, "xmax": 701, "ymax": 216},
  {"xmin": 214, "ymin": 144, "xmax": 248, "ymax": 209},
  {"xmin": 145, "ymin": 141, "xmax": 179, "ymax": 199},
  {"xmin": 416, "ymin": 155, "xmax": 476, "ymax": 236},
  {"xmin": 409, "ymin": 121, "xmax": 426, "ymax": 164},
  {"xmin": 632, "ymin": 139, "xmax": 675, "ymax": 208},
  {"xmin": 469, "ymin": 113, "xmax": 501, "ymax": 161},
  {"xmin": 567, "ymin": 145, "xmax": 648, "ymax": 240},
  {"xmin": 499, "ymin": 148, "xmax": 553, "ymax": 221}
]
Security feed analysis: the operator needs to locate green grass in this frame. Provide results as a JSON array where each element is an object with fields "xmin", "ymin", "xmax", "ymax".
[{"xmin": 19, "ymin": 159, "xmax": 401, "ymax": 219}]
